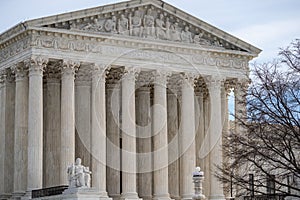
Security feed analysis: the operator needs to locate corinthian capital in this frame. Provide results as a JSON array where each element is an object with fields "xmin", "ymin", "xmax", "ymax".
[
  {"xmin": 62, "ymin": 59, "xmax": 80, "ymax": 76},
  {"xmin": 152, "ymin": 70, "xmax": 171, "ymax": 85},
  {"xmin": 180, "ymin": 72, "xmax": 199, "ymax": 87},
  {"xmin": 26, "ymin": 56, "xmax": 49, "ymax": 76},
  {"xmin": 122, "ymin": 66, "xmax": 140, "ymax": 81},
  {"xmin": 91, "ymin": 63, "xmax": 109, "ymax": 80},
  {"xmin": 12, "ymin": 62, "xmax": 29, "ymax": 81},
  {"xmin": 205, "ymin": 76, "xmax": 224, "ymax": 92}
]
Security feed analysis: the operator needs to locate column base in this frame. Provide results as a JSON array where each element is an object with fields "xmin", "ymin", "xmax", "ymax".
[
  {"xmin": 0, "ymin": 193, "xmax": 12, "ymax": 200},
  {"xmin": 139, "ymin": 196, "xmax": 152, "ymax": 200},
  {"xmin": 181, "ymin": 194, "xmax": 193, "ymax": 200},
  {"xmin": 209, "ymin": 195, "xmax": 225, "ymax": 200},
  {"xmin": 120, "ymin": 192, "xmax": 141, "ymax": 200},
  {"xmin": 153, "ymin": 194, "xmax": 171, "ymax": 200},
  {"xmin": 11, "ymin": 191, "xmax": 26, "ymax": 200},
  {"xmin": 20, "ymin": 191, "xmax": 32, "ymax": 200},
  {"xmin": 62, "ymin": 187, "xmax": 112, "ymax": 200},
  {"xmin": 109, "ymin": 194, "xmax": 121, "ymax": 200}
]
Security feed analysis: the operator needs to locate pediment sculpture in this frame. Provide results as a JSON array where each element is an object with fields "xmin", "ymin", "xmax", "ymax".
[
  {"xmin": 65, "ymin": 7, "xmax": 227, "ymax": 49},
  {"xmin": 67, "ymin": 158, "xmax": 92, "ymax": 188}
]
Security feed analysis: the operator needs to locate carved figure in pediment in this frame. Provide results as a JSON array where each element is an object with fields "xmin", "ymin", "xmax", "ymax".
[
  {"xmin": 118, "ymin": 14, "xmax": 129, "ymax": 35},
  {"xmin": 165, "ymin": 17, "xmax": 171, "ymax": 40},
  {"xmin": 212, "ymin": 37, "xmax": 223, "ymax": 47},
  {"xmin": 170, "ymin": 22, "xmax": 181, "ymax": 42},
  {"xmin": 83, "ymin": 18, "xmax": 103, "ymax": 32},
  {"xmin": 143, "ymin": 9, "xmax": 155, "ymax": 38},
  {"xmin": 155, "ymin": 13, "xmax": 166, "ymax": 39},
  {"xmin": 181, "ymin": 26, "xmax": 193, "ymax": 43},
  {"xmin": 129, "ymin": 10, "xmax": 142, "ymax": 37},
  {"xmin": 69, "ymin": 21, "xmax": 77, "ymax": 30},
  {"xmin": 105, "ymin": 16, "xmax": 117, "ymax": 33},
  {"xmin": 194, "ymin": 31, "xmax": 210, "ymax": 45}
]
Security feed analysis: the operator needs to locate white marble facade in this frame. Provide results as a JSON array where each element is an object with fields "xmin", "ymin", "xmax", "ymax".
[{"xmin": 0, "ymin": 0, "xmax": 260, "ymax": 200}]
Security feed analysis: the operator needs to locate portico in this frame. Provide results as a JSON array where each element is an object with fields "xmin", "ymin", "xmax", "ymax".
[{"xmin": 0, "ymin": 0, "xmax": 260, "ymax": 200}]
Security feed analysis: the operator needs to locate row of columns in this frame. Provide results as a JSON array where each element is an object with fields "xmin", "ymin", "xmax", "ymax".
[{"xmin": 0, "ymin": 56, "xmax": 242, "ymax": 200}]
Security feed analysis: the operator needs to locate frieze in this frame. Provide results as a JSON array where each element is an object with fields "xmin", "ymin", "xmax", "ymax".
[{"xmin": 0, "ymin": 30, "xmax": 250, "ymax": 71}]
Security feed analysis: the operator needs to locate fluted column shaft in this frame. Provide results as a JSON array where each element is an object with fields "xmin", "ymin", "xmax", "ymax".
[
  {"xmin": 180, "ymin": 74, "xmax": 196, "ymax": 200},
  {"xmin": 136, "ymin": 85, "xmax": 152, "ymax": 200},
  {"xmin": 0, "ymin": 69, "xmax": 15, "ymax": 197},
  {"xmin": 208, "ymin": 77, "xmax": 225, "ymax": 200},
  {"xmin": 43, "ymin": 67, "xmax": 61, "ymax": 187},
  {"xmin": 121, "ymin": 68, "xmax": 140, "ymax": 200},
  {"xmin": 27, "ymin": 57, "xmax": 48, "ymax": 190},
  {"xmin": 91, "ymin": 65, "xmax": 109, "ymax": 197},
  {"xmin": 153, "ymin": 71, "xmax": 171, "ymax": 200},
  {"xmin": 13, "ymin": 64, "xmax": 29, "ymax": 196},
  {"xmin": 167, "ymin": 87, "xmax": 180, "ymax": 200},
  {"xmin": 106, "ymin": 82, "xmax": 121, "ymax": 199},
  {"xmin": 60, "ymin": 60, "xmax": 79, "ymax": 184}
]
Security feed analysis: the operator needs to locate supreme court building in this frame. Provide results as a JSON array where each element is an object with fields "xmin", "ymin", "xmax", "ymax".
[{"xmin": 0, "ymin": 0, "xmax": 261, "ymax": 199}]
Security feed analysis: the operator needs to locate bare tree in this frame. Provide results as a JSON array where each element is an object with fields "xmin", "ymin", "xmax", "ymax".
[{"xmin": 218, "ymin": 40, "xmax": 300, "ymax": 198}]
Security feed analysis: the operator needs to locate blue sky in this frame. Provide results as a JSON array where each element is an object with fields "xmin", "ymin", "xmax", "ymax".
[{"xmin": 1, "ymin": 0, "xmax": 299, "ymax": 63}]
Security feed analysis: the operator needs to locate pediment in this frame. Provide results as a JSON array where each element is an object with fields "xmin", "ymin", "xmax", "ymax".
[{"xmin": 22, "ymin": 0, "xmax": 261, "ymax": 55}]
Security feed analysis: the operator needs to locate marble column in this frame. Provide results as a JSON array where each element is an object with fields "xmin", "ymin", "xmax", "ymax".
[
  {"xmin": 207, "ymin": 77, "xmax": 225, "ymax": 200},
  {"xmin": 221, "ymin": 82, "xmax": 230, "ymax": 197},
  {"xmin": 12, "ymin": 63, "xmax": 29, "ymax": 198},
  {"xmin": 0, "ymin": 71, "xmax": 5, "ymax": 197},
  {"xmin": 60, "ymin": 60, "xmax": 79, "ymax": 185},
  {"xmin": 43, "ymin": 64, "xmax": 61, "ymax": 187},
  {"xmin": 136, "ymin": 77, "xmax": 152, "ymax": 200},
  {"xmin": 91, "ymin": 64, "xmax": 110, "ymax": 198},
  {"xmin": 27, "ymin": 56, "xmax": 48, "ymax": 191},
  {"xmin": 203, "ymin": 91, "xmax": 211, "ymax": 197},
  {"xmin": 233, "ymin": 79, "xmax": 249, "ymax": 196},
  {"xmin": 75, "ymin": 68, "xmax": 92, "ymax": 170},
  {"xmin": 167, "ymin": 80, "xmax": 180, "ymax": 200},
  {"xmin": 106, "ymin": 75, "xmax": 121, "ymax": 200},
  {"xmin": 0, "ymin": 69, "xmax": 15, "ymax": 198},
  {"xmin": 195, "ymin": 85, "xmax": 205, "ymax": 184},
  {"xmin": 153, "ymin": 71, "xmax": 171, "ymax": 200},
  {"xmin": 121, "ymin": 67, "xmax": 140, "ymax": 200},
  {"xmin": 180, "ymin": 73, "xmax": 197, "ymax": 200}
]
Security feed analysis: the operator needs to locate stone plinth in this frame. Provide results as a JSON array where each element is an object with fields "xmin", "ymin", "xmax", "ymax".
[{"xmin": 33, "ymin": 187, "xmax": 112, "ymax": 200}]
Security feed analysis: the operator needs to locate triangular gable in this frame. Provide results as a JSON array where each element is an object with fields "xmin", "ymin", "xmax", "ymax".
[{"xmin": 8, "ymin": 0, "xmax": 262, "ymax": 55}]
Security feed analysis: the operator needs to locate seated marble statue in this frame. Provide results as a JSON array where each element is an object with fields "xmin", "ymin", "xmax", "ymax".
[{"xmin": 67, "ymin": 158, "xmax": 92, "ymax": 188}]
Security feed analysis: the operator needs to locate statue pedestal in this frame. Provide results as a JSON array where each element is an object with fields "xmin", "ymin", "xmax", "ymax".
[{"xmin": 61, "ymin": 187, "xmax": 112, "ymax": 200}]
